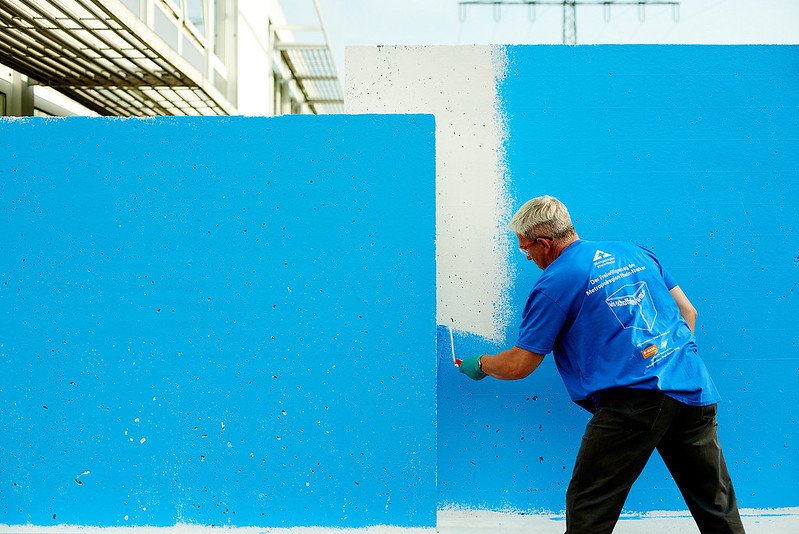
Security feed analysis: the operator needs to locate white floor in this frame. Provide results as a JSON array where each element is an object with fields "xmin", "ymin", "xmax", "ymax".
[
  {"xmin": 2, "ymin": 508, "xmax": 798, "ymax": 533},
  {"xmin": 436, "ymin": 508, "xmax": 799, "ymax": 533}
]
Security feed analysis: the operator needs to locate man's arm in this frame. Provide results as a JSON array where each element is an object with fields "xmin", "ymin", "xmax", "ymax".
[
  {"xmin": 479, "ymin": 346, "xmax": 545, "ymax": 380},
  {"xmin": 669, "ymin": 285, "xmax": 697, "ymax": 334}
]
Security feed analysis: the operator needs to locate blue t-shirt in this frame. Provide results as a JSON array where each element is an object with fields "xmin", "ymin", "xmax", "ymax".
[{"xmin": 516, "ymin": 240, "xmax": 720, "ymax": 408}]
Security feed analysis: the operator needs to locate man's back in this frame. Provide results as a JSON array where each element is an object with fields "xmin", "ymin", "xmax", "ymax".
[{"xmin": 516, "ymin": 240, "xmax": 720, "ymax": 407}]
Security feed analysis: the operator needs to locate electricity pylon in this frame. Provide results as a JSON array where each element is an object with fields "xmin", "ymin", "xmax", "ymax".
[{"xmin": 458, "ymin": 1, "xmax": 681, "ymax": 45}]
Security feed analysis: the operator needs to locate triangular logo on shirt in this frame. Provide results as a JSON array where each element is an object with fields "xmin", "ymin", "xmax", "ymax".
[{"xmin": 593, "ymin": 250, "xmax": 612, "ymax": 261}]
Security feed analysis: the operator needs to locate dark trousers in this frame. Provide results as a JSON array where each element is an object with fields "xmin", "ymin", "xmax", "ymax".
[{"xmin": 565, "ymin": 388, "xmax": 745, "ymax": 534}]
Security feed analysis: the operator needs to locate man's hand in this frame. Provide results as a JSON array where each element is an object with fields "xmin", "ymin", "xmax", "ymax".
[{"xmin": 459, "ymin": 354, "xmax": 486, "ymax": 380}]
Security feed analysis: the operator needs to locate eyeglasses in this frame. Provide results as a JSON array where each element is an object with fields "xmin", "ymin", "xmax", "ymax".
[{"xmin": 518, "ymin": 236, "xmax": 553, "ymax": 255}]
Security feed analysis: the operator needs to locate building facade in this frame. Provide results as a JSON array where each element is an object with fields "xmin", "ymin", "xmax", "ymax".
[{"xmin": 0, "ymin": 0, "xmax": 343, "ymax": 117}]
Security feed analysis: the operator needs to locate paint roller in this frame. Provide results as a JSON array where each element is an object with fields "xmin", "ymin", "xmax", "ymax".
[{"xmin": 450, "ymin": 320, "xmax": 462, "ymax": 367}]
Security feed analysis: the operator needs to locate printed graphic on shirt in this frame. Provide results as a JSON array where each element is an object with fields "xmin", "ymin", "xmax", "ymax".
[
  {"xmin": 636, "ymin": 331, "xmax": 677, "ymax": 366},
  {"xmin": 585, "ymin": 262, "xmax": 648, "ymax": 297},
  {"xmin": 593, "ymin": 249, "xmax": 615, "ymax": 268},
  {"xmin": 641, "ymin": 345, "xmax": 658, "ymax": 358},
  {"xmin": 605, "ymin": 281, "xmax": 657, "ymax": 331}
]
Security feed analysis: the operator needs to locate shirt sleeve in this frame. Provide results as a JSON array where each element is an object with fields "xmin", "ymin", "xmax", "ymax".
[
  {"xmin": 661, "ymin": 266, "xmax": 678, "ymax": 290},
  {"xmin": 638, "ymin": 244, "xmax": 678, "ymax": 290},
  {"xmin": 516, "ymin": 289, "xmax": 568, "ymax": 355}
]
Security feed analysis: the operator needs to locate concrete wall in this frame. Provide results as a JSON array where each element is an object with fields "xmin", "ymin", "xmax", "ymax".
[
  {"xmin": 0, "ymin": 115, "xmax": 437, "ymax": 528},
  {"xmin": 346, "ymin": 46, "xmax": 514, "ymax": 343},
  {"xmin": 1, "ymin": 44, "xmax": 797, "ymax": 533},
  {"xmin": 346, "ymin": 45, "xmax": 799, "ymax": 516}
]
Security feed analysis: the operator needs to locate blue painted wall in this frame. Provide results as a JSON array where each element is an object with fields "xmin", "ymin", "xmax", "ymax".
[
  {"xmin": 439, "ymin": 45, "xmax": 799, "ymax": 513},
  {"xmin": 0, "ymin": 115, "xmax": 437, "ymax": 527}
]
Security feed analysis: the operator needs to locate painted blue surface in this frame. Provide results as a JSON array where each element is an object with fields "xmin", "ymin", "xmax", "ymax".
[
  {"xmin": 0, "ymin": 115, "xmax": 437, "ymax": 527},
  {"xmin": 439, "ymin": 45, "xmax": 799, "ymax": 513}
]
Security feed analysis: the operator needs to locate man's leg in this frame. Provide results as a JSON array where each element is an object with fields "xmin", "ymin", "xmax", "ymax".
[
  {"xmin": 656, "ymin": 403, "xmax": 746, "ymax": 534},
  {"xmin": 566, "ymin": 389, "xmax": 674, "ymax": 534}
]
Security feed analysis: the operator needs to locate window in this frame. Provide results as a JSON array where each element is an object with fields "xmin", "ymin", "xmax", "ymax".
[
  {"xmin": 186, "ymin": 0, "xmax": 205, "ymax": 35},
  {"xmin": 0, "ymin": 91, "xmax": 5, "ymax": 115},
  {"xmin": 154, "ymin": 3, "xmax": 179, "ymax": 49},
  {"xmin": 273, "ymin": 72, "xmax": 282, "ymax": 115},
  {"xmin": 120, "ymin": 0, "xmax": 140, "ymax": 17},
  {"xmin": 214, "ymin": 0, "xmax": 226, "ymax": 58},
  {"xmin": 159, "ymin": 0, "xmax": 205, "ymax": 41}
]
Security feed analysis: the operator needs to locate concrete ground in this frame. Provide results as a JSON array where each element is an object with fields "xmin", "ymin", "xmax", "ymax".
[
  {"xmin": 1, "ymin": 508, "xmax": 797, "ymax": 533},
  {"xmin": 436, "ymin": 508, "xmax": 799, "ymax": 533}
]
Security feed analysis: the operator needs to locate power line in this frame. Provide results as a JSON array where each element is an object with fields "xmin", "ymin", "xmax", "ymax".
[{"xmin": 458, "ymin": 1, "xmax": 681, "ymax": 45}]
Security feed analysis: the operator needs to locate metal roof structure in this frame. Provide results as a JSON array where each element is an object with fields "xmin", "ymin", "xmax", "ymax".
[
  {"xmin": 0, "ymin": 0, "xmax": 235, "ymax": 116},
  {"xmin": 275, "ymin": 41, "xmax": 343, "ymax": 115},
  {"xmin": 0, "ymin": 0, "xmax": 344, "ymax": 116},
  {"xmin": 272, "ymin": 0, "xmax": 344, "ymax": 115}
]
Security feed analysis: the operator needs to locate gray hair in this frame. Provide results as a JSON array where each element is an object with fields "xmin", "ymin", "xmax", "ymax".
[{"xmin": 508, "ymin": 195, "xmax": 576, "ymax": 241}]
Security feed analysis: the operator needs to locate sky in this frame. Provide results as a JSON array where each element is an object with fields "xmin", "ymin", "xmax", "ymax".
[{"xmin": 283, "ymin": 0, "xmax": 798, "ymax": 84}]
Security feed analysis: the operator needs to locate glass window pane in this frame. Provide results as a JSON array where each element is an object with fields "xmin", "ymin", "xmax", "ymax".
[
  {"xmin": 212, "ymin": 68, "xmax": 227, "ymax": 95},
  {"xmin": 154, "ymin": 5, "xmax": 179, "ymax": 49},
  {"xmin": 120, "ymin": 0, "xmax": 140, "ymax": 17},
  {"xmin": 214, "ymin": 0, "xmax": 226, "ymax": 58},
  {"xmin": 187, "ymin": 0, "xmax": 205, "ymax": 34},
  {"xmin": 0, "ymin": 91, "xmax": 6, "ymax": 115},
  {"xmin": 182, "ymin": 34, "xmax": 205, "ymax": 73},
  {"xmin": 274, "ymin": 73, "xmax": 281, "ymax": 116}
]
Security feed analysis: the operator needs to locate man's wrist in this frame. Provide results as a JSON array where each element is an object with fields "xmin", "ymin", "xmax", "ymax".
[{"xmin": 459, "ymin": 354, "xmax": 487, "ymax": 380}]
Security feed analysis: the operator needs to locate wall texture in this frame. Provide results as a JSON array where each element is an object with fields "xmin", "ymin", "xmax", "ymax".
[
  {"xmin": 346, "ymin": 46, "xmax": 516, "ymax": 343},
  {"xmin": 347, "ymin": 45, "xmax": 799, "ymax": 515},
  {"xmin": 0, "ymin": 115, "xmax": 437, "ymax": 528}
]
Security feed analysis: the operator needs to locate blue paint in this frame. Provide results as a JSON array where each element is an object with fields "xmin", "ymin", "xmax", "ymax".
[
  {"xmin": 0, "ymin": 115, "xmax": 437, "ymax": 527},
  {"xmin": 439, "ymin": 45, "xmax": 799, "ymax": 513}
]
